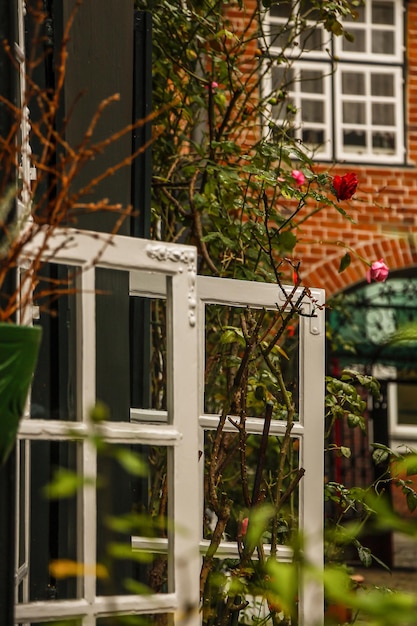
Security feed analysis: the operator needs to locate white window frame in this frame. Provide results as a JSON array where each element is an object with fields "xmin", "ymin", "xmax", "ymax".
[
  {"xmin": 16, "ymin": 229, "xmax": 201, "ymax": 625},
  {"xmin": 333, "ymin": 0, "xmax": 404, "ymax": 63},
  {"xmin": 334, "ymin": 64, "xmax": 404, "ymax": 164},
  {"xmin": 16, "ymin": 231, "xmax": 325, "ymax": 625},
  {"xmin": 264, "ymin": 60, "xmax": 333, "ymax": 160},
  {"xmin": 196, "ymin": 277, "xmax": 325, "ymax": 626},
  {"xmin": 264, "ymin": 0, "xmax": 405, "ymax": 164}
]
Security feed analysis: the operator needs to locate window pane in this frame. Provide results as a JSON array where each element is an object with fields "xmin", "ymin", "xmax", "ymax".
[
  {"xmin": 372, "ymin": 1, "xmax": 395, "ymax": 24},
  {"xmin": 342, "ymin": 29, "xmax": 365, "ymax": 52},
  {"xmin": 32, "ymin": 265, "xmax": 77, "ymax": 422},
  {"xmin": 98, "ymin": 444, "xmax": 170, "ymax": 596},
  {"xmin": 372, "ymin": 30, "xmax": 394, "ymax": 54},
  {"xmin": 204, "ymin": 305, "xmax": 300, "ymax": 418},
  {"xmin": 23, "ymin": 441, "xmax": 79, "ymax": 602},
  {"xmin": 301, "ymin": 69, "xmax": 324, "ymax": 93},
  {"xmin": 343, "ymin": 130, "xmax": 366, "ymax": 148},
  {"xmin": 345, "ymin": 4, "xmax": 365, "ymax": 22},
  {"xmin": 302, "ymin": 100, "xmax": 324, "ymax": 123},
  {"xmin": 342, "ymin": 72, "xmax": 365, "ymax": 96},
  {"xmin": 372, "ymin": 102, "xmax": 395, "ymax": 126},
  {"xmin": 271, "ymin": 65, "xmax": 293, "ymax": 91},
  {"xmin": 268, "ymin": 23, "xmax": 291, "ymax": 49},
  {"xmin": 203, "ymin": 432, "xmax": 300, "ymax": 542},
  {"xmin": 372, "ymin": 131, "xmax": 396, "ymax": 152},
  {"xmin": 371, "ymin": 73, "xmax": 394, "ymax": 97},
  {"xmin": 302, "ymin": 127, "xmax": 325, "ymax": 146},
  {"xmin": 203, "ymin": 557, "xmax": 300, "ymax": 626},
  {"xmin": 27, "ymin": 621, "xmax": 82, "ymax": 626},
  {"xmin": 270, "ymin": 1, "xmax": 292, "ymax": 19},
  {"xmin": 98, "ymin": 617, "xmax": 170, "ymax": 625},
  {"xmin": 300, "ymin": 27, "xmax": 323, "ymax": 51},
  {"xmin": 343, "ymin": 102, "xmax": 365, "ymax": 124}
]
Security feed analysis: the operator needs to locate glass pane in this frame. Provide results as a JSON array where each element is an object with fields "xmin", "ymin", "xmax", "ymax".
[
  {"xmin": 397, "ymin": 383, "xmax": 417, "ymax": 425},
  {"xmin": 371, "ymin": 73, "xmax": 394, "ymax": 97},
  {"xmin": 131, "ymin": 297, "xmax": 167, "ymax": 413},
  {"xmin": 24, "ymin": 441, "xmax": 79, "ymax": 602},
  {"xmin": 270, "ymin": 2, "xmax": 292, "ymax": 19},
  {"xmin": 203, "ymin": 557, "xmax": 299, "ymax": 626},
  {"xmin": 299, "ymin": 27, "xmax": 323, "ymax": 51},
  {"xmin": 343, "ymin": 102, "xmax": 365, "ymax": 124},
  {"xmin": 343, "ymin": 130, "xmax": 366, "ymax": 148},
  {"xmin": 17, "ymin": 440, "xmax": 28, "ymax": 570},
  {"xmin": 268, "ymin": 23, "xmax": 291, "ymax": 49},
  {"xmin": 372, "ymin": 131, "xmax": 396, "ymax": 152},
  {"xmin": 96, "ymin": 268, "xmax": 130, "ymax": 422},
  {"xmin": 342, "ymin": 72, "xmax": 365, "ymax": 96},
  {"xmin": 204, "ymin": 305, "xmax": 300, "ymax": 419},
  {"xmin": 26, "ymin": 621, "xmax": 82, "ymax": 626},
  {"xmin": 372, "ymin": 1, "xmax": 395, "ymax": 24},
  {"xmin": 302, "ymin": 100, "xmax": 324, "ymax": 123},
  {"xmin": 372, "ymin": 30, "xmax": 394, "ymax": 54},
  {"xmin": 345, "ymin": 4, "xmax": 365, "ymax": 22},
  {"xmin": 32, "ymin": 265, "xmax": 77, "ymax": 421},
  {"xmin": 203, "ymin": 431, "xmax": 300, "ymax": 542},
  {"xmin": 342, "ymin": 29, "xmax": 365, "ymax": 52},
  {"xmin": 302, "ymin": 127, "xmax": 325, "ymax": 146},
  {"xmin": 300, "ymin": 69, "xmax": 324, "ymax": 94},
  {"xmin": 271, "ymin": 66, "xmax": 294, "ymax": 91},
  {"xmin": 98, "ymin": 617, "xmax": 170, "ymax": 625},
  {"xmin": 97, "ymin": 444, "xmax": 170, "ymax": 596},
  {"xmin": 372, "ymin": 102, "xmax": 395, "ymax": 126}
]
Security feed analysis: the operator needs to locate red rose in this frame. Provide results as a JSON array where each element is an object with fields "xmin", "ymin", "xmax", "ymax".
[{"xmin": 332, "ymin": 172, "xmax": 358, "ymax": 201}]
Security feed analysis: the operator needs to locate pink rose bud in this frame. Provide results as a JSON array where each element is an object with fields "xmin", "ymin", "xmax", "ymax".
[
  {"xmin": 366, "ymin": 259, "xmax": 389, "ymax": 283},
  {"xmin": 205, "ymin": 81, "xmax": 219, "ymax": 91},
  {"xmin": 291, "ymin": 169, "xmax": 305, "ymax": 187}
]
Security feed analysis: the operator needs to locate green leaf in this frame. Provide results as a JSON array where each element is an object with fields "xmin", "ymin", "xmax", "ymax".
[
  {"xmin": 265, "ymin": 560, "xmax": 298, "ymax": 618},
  {"xmin": 244, "ymin": 503, "xmax": 275, "ymax": 553},
  {"xmin": 372, "ymin": 448, "xmax": 389, "ymax": 465},
  {"xmin": 277, "ymin": 230, "xmax": 297, "ymax": 252},
  {"xmin": 124, "ymin": 578, "xmax": 152, "ymax": 596},
  {"xmin": 357, "ymin": 543, "xmax": 372, "ymax": 567},
  {"xmin": 107, "ymin": 542, "xmax": 154, "ymax": 563},
  {"xmin": 406, "ymin": 490, "xmax": 417, "ymax": 513},
  {"xmin": 338, "ymin": 252, "xmax": 351, "ymax": 273},
  {"xmin": 220, "ymin": 326, "xmax": 245, "ymax": 346},
  {"xmin": 44, "ymin": 468, "xmax": 91, "ymax": 499},
  {"xmin": 113, "ymin": 448, "xmax": 147, "ymax": 477},
  {"xmin": 340, "ymin": 446, "xmax": 351, "ymax": 458}
]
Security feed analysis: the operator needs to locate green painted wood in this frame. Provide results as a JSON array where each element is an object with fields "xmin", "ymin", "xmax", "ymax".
[{"xmin": 0, "ymin": 324, "xmax": 42, "ymax": 465}]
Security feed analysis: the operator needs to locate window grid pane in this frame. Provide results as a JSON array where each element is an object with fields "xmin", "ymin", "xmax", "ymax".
[
  {"xmin": 268, "ymin": 62, "xmax": 332, "ymax": 158},
  {"xmin": 336, "ymin": 66, "xmax": 402, "ymax": 161},
  {"xmin": 266, "ymin": 0, "xmax": 404, "ymax": 163},
  {"xmin": 337, "ymin": 0, "xmax": 401, "ymax": 61}
]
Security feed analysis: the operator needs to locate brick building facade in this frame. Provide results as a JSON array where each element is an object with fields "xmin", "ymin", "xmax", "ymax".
[{"xmin": 227, "ymin": 0, "xmax": 417, "ymax": 297}]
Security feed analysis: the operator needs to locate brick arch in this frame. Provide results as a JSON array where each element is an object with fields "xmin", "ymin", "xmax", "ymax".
[{"xmin": 301, "ymin": 236, "xmax": 417, "ymax": 298}]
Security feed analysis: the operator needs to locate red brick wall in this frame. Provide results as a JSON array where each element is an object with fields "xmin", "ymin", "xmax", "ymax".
[{"xmin": 226, "ymin": 0, "xmax": 417, "ymax": 298}]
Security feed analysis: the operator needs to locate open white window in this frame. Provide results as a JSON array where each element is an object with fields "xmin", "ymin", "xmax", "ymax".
[
  {"xmin": 16, "ymin": 229, "xmax": 325, "ymax": 626},
  {"xmin": 197, "ymin": 277, "xmax": 325, "ymax": 626},
  {"xmin": 15, "ymin": 230, "xmax": 201, "ymax": 625}
]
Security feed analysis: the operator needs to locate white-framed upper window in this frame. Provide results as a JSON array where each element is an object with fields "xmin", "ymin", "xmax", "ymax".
[{"xmin": 264, "ymin": 0, "xmax": 405, "ymax": 164}]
